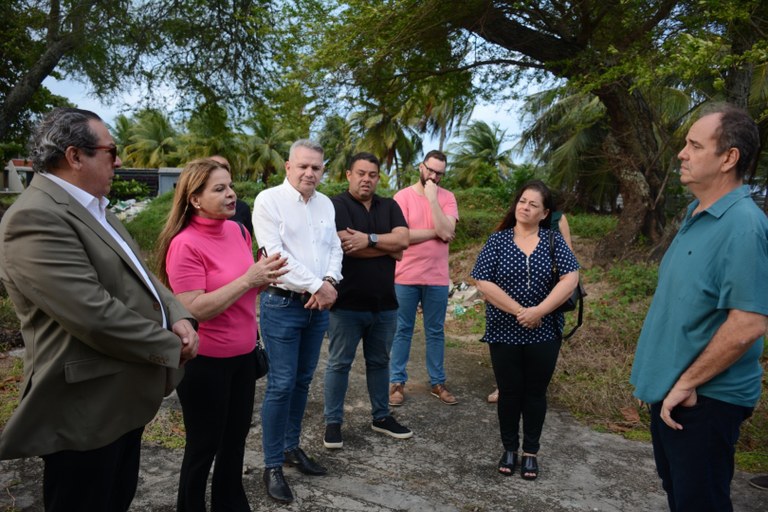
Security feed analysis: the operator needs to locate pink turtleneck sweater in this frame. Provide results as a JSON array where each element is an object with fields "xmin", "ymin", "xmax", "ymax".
[{"xmin": 166, "ymin": 216, "xmax": 258, "ymax": 358}]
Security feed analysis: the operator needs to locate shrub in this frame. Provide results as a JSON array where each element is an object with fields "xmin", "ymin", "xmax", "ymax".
[
  {"xmin": 568, "ymin": 213, "xmax": 617, "ymax": 239},
  {"xmin": 108, "ymin": 175, "xmax": 150, "ymax": 204},
  {"xmin": 125, "ymin": 191, "xmax": 174, "ymax": 255}
]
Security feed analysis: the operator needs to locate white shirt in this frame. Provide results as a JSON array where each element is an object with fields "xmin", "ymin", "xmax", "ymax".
[
  {"xmin": 40, "ymin": 172, "xmax": 168, "ymax": 327},
  {"xmin": 252, "ymin": 179, "xmax": 343, "ymax": 294}
]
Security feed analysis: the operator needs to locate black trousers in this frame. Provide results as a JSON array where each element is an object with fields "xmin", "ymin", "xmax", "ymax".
[
  {"xmin": 176, "ymin": 350, "xmax": 257, "ymax": 512},
  {"xmin": 489, "ymin": 339, "xmax": 561, "ymax": 454},
  {"xmin": 650, "ymin": 397, "xmax": 752, "ymax": 512},
  {"xmin": 42, "ymin": 426, "xmax": 144, "ymax": 512}
]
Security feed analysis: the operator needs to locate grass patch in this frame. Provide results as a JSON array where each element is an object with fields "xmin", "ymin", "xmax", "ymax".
[
  {"xmin": 125, "ymin": 191, "xmax": 174, "ymax": 256},
  {"xmin": 445, "ymin": 302, "xmax": 486, "ymax": 337},
  {"xmin": 0, "ymin": 356, "xmax": 22, "ymax": 430},
  {"xmin": 0, "ymin": 296, "xmax": 19, "ymax": 333},
  {"xmin": 143, "ymin": 408, "xmax": 186, "ymax": 450},
  {"xmin": 568, "ymin": 213, "xmax": 618, "ymax": 239}
]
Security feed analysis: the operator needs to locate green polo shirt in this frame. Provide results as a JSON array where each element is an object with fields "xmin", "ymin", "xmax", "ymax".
[{"xmin": 630, "ymin": 185, "xmax": 768, "ymax": 407}]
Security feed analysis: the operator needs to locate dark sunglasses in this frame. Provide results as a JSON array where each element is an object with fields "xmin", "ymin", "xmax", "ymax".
[
  {"xmin": 83, "ymin": 145, "xmax": 118, "ymax": 162},
  {"xmin": 257, "ymin": 247, "xmax": 268, "ymax": 261}
]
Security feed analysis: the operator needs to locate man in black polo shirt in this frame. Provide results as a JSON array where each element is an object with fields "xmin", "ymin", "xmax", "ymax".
[{"xmin": 322, "ymin": 152, "xmax": 413, "ymax": 449}]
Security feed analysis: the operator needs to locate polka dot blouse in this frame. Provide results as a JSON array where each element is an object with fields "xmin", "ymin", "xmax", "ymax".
[{"xmin": 471, "ymin": 227, "xmax": 579, "ymax": 345}]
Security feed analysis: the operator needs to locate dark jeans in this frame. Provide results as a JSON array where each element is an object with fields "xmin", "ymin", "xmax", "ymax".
[
  {"xmin": 650, "ymin": 396, "xmax": 752, "ymax": 512},
  {"xmin": 42, "ymin": 427, "xmax": 144, "ymax": 512},
  {"xmin": 176, "ymin": 350, "xmax": 257, "ymax": 512},
  {"xmin": 324, "ymin": 308, "xmax": 397, "ymax": 423},
  {"xmin": 489, "ymin": 339, "xmax": 561, "ymax": 454}
]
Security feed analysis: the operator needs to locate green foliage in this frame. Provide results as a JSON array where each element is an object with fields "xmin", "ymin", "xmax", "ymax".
[
  {"xmin": 606, "ymin": 262, "xmax": 659, "ymax": 302},
  {"xmin": 125, "ymin": 192, "xmax": 174, "ymax": 254},
  {"xmin": 447, "ymin": 121, "xmax": 514, "ymax": 188},
  {"xmin": 568, "ymin": 213, "xmax": 618, "ymax": 239},
  {"xmin": 108, "ymin": 176, "xmax": 150, "ymax": 204},
  {"xmin": 0, "ymin": 357, "xmax": 23, "ymax": 430},
  {"xmin": 317, "ymin": 181, "xmax": 351, "ymax": 199},
  {"xmin": 0, "ymin": 195, "xmax": 17, "ymax": 209},
  {"xmin": 451, "ymin": 187, "xmax": 507, "ymax": 250},
  {"xmin": 1, "ymin": 0, "xmax": 285, "ymax": 142},
  {"xmin": 232, "ymin": 180, "xmax": 267, "ymax": 206},
  {"xmin": 0, "ymin": 295, "xmax": 19, "ymax": 333},
  {"xmin": 453, "ymin": 187, "xmax": 508, "ymax": 213}
]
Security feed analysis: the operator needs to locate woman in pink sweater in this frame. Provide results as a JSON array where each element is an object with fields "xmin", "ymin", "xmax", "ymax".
[{"xmin": 157, "ymin": 158, "xmax": 286, "ymax": 512}]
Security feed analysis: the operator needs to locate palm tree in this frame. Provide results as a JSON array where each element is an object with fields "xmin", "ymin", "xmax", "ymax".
[
  {"xmin": 518, "ymin": 85, "xmax": 693, "ymax": 213},
  {"xmin": 318, "ymin": 114, "xmax": 359, "ymax": 182},
  {"xmin": 175, "ymin": 103, "xmax": 244, "ymax": 173},
  {"xmin": 350, "ymin": 99, "xmax": 422, "ymax": 189},
  {"xmin": 123, "ymin": 109, "xmax": 180, "ymax": 168},
  {"xmin": 449, "ymin": 121, "xmax": 514, "ymax": 187},
  {"xmin": 244, "ymin": 114, "xmax": 294, "ymax": 184},
  {"xmin": 517, "ymin": 88, "xmax": 617, "ymax": 211},
  {"xmin": 110, "ymin": 114, "xmax": 135, "ymax": 164},
  {"xmin": 406, "ymin": 83, "xmax": 473, "ymax": 151}
]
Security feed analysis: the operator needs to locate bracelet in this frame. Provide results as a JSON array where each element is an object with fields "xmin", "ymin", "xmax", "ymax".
[{"xmin": 322, "ymin": 276, "xmax": 338, "ymax": 287}]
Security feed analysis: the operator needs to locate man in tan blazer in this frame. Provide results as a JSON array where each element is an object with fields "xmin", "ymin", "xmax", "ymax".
[{"xmin": 0, "ymin": 108, "xmax": 199, "ymax": 511}]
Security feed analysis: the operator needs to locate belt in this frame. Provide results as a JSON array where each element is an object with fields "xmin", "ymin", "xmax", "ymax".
[{"xmin": 264, "ymin": 286, "xmax": 312, "ymax": 304}]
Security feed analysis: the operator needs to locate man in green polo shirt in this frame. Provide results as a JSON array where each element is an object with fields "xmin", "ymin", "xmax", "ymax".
[{"xmin": 630, "ymin": 103, "xmax": 768, "ymax": 512}]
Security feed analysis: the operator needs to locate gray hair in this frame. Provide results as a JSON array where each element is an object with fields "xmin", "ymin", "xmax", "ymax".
[
  {"xmin": 698, "ymin": 102, "xmax": 760, "ymax": 180},
  {"xmin": 29, "ymin": 108, "xmax": 102, "ymax": 173},
  {"xmin": 289, "ymin": 139, "xmax": 324, "ymax": 159}
]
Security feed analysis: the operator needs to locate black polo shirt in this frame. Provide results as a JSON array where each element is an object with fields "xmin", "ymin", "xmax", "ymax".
[{"xmin": 332, "ymin": 191, "xmax": 408, "ymax": 311}]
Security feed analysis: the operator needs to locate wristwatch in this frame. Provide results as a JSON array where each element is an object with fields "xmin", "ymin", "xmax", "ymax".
[
  {"xmin": 322, "ymin": 276, "xmax": 338, "ymax": 288},
  {"xmin": 367, "ymin": 233, "xmax": 379, "ymax": 248}
]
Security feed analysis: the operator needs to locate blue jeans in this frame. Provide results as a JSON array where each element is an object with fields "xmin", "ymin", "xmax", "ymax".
[
  {"xmin": 650, "ymin": 396, "xmax": 752, "ymax": 512},
  {"xmin": 389, "ymin": 284, "xmax": 449, "ymax": 386},
  {"xmin": 324, "ymin": 308, "xmax": 397, "ymax": 424},
  {"xmin": 259, "ymin": 291, "xmax": 329, "ymax": 468}
]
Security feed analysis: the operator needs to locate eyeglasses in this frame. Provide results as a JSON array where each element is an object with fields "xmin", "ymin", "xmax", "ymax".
[
  {"xmin": 83, "ymin": 145, "xmax": 118, "ymax": 162},
  {"xmin": 422, "ymin": 162, "xmax": 445, "ymax": 178}
]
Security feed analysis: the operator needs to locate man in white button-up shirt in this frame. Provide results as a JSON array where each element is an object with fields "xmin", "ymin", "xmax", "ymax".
[{"xmin": 252, "ymin": 139, "xmax": 343, "ymax": 504}]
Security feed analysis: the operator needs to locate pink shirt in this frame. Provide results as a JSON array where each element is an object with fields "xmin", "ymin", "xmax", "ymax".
[
  {"xmin": 394, "ymin": 185, "xmax": 459, "ymax": 286},
  {"xmin": 166, "ymin": 216, "xmax": 258, "ymax": 358}
]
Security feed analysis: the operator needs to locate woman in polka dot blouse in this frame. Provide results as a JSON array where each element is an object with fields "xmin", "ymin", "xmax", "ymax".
[{"xmin": 471, "ymin": 180, "xmax": 579, "ymax": 481}]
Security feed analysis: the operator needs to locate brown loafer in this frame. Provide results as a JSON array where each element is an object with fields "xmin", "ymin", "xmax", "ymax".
[
  {"xmin": 431, "ymin": 383, "xmax": 458, "ymax": 405},
  {"xmin": 389, "ymin": 383, "xmax": 405, "ymax": 406}
]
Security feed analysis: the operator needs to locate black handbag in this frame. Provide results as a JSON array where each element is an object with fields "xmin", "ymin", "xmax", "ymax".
[
  {"xmin": 255, "ymin": 339, "xmax": 269, "ymax": 380},
  {"xmin": 236, "ymin": 221, "xmax": 270, "ymax": 378},
  {"xmin": 548, "ymin": 231, "xmax": 585, "ymax": 339}
]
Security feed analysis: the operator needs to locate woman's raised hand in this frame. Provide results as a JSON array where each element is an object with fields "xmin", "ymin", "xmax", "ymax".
[{"xmin": 245, "ymin": 252, "xmax": 288, "ymax": 288}]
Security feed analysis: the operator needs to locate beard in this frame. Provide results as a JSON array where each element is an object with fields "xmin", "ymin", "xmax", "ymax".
[{"xmin": 420, "ymin": 176, "xmax": 436, "ymax": 186}]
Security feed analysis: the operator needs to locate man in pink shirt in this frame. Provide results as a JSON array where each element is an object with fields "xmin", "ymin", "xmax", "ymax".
[{"xmin": 389, "ymin": 150, "xmax": 459, "ymax": 406}]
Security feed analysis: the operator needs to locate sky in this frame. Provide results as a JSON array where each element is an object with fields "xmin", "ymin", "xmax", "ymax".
[{"xmin": 43, "ymin": 76, "xmax": 526, "ymax": 162}]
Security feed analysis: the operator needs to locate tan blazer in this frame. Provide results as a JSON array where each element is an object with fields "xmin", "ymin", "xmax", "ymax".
[{"xmin": 0, "ymin": 176, "xmax": 190, "ymax": 459}]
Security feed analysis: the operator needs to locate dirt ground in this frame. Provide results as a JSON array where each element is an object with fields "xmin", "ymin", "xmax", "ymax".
[{"xmin": 2, "ymin": 331, "xmax": 767, "ymax": 512}]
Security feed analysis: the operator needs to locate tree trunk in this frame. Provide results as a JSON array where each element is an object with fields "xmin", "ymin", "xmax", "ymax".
[{"xmin": 592, "ymin": 82, "xmax": 667, "ymax": 263}]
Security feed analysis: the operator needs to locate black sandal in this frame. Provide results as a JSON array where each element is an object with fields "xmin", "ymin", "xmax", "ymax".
[
  {"xmin": 498, "ymin": 451, "xmax": 518, "ymax": 476},
  {"xmin": 521, "ymin": 454, "xmax": 538, "ymax": 480}
]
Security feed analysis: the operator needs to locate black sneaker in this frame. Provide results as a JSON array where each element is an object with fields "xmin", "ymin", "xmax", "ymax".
[
  {"xmin": 371, "ymin": 415, "xmax": 413, "ymax": 439},
  {"xmin": 324, "ymin": 423, "xmax": 343, "ymax": 449}
]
